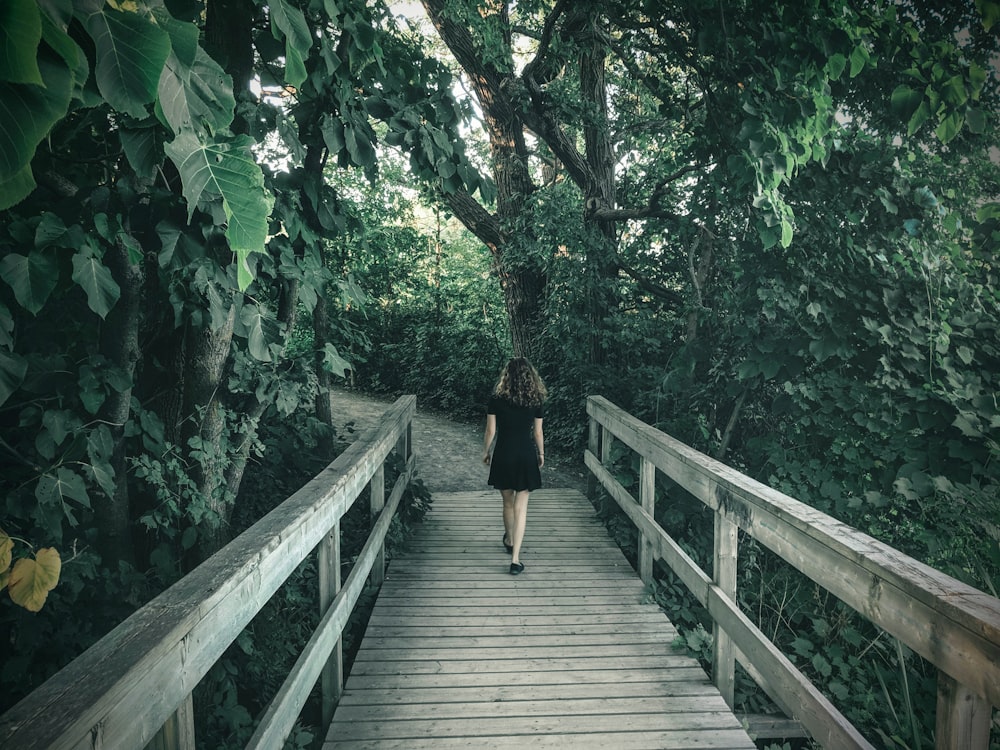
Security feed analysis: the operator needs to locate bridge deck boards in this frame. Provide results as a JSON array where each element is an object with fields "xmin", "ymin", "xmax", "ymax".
[{"xmin": 324, "ymin": 489, "xmax": 756, "ymax": 749}]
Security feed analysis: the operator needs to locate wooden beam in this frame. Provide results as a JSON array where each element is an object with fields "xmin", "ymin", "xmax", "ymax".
[
  {"xmin": 713, "ymin": 510, "xmax": 738, "ymax": 708},
  {"xmin": 936, "ymin": 671, "xmax": 991, "ymax": 750},
  {"xmin": 318, "ymin": 522, "xmax": 343, "ymax": 724},
  {"xmin": 638, "ymin": 456, "xmax": 655, "ymax": 585}
]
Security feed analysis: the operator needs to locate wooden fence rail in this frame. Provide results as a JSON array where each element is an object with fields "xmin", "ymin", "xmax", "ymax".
[
  {"xmin": 0, "ymin": 395, "xmax": 416, "ymax": 750},
  {"xmin": 585, "ymin": 395, "xmax": 1000, "ymax": 750}
]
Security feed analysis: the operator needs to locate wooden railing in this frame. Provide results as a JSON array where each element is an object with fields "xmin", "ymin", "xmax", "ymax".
[
  {"xmin": 0, "ymin": 395, "xmax": 417, "ymax": 750},
  {"xmin": 585, "ymin": 395, "xmax": 1000, "ymax": 750}
]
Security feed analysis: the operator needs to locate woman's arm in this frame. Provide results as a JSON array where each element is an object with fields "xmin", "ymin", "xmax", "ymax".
[
  {"xmin": 533, "ymin": 417, "xmax": 544, "ymax": 468},
  {"xmin": 483, "ymin": 413, "xmax": 496, "ymax": 464}
]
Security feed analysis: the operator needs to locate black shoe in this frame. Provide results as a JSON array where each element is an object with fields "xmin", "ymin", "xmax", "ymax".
[
  {"xmin": 509, "ymin": 562, "xmax": 524, "ymax": 575},
  {"xmin": 503, "ymin": 535, "xmax": 513, "ymax": 553}
]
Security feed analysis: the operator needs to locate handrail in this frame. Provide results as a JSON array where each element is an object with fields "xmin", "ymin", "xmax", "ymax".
[
  {"xmin": 585, "ymin": 395, "xmax": 1000, "ymax": 750},
  {"xmin": 0, "ymin": 395, "xmax": 417, "ymax": 750}
]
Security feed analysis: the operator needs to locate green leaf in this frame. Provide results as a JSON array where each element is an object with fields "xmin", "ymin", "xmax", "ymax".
[
  {"xmin": 157, "ymin": 18, "xmax": 234, "ymax": 135},
  {"xmin": 164, "ymin": 131, "xmax": 272, "ymax": 290},
  {"xmin": 71, "ymin": 252, "xmax": 121, "ymax": 319},
  {"xmin": 0, "ymin": 55, "xmax": 73, "ymax": 188},
  {"xmin": 825, "ymin": 53, "xmax": 847, "ymax": 81},
  {"xmin": 906, "ymin": 100, "xmax": 931, "ymax": 136},
  {"xmin": 890, "ymin": 85, "xmax": 922, "ymax": 119},
  {"xmin": 0, "ymin": 350, "xmax": 28, "ymax": 407},
  {"xmin": 935, "ymin": 111, "xmax": 963, "ymax": 144},
  {"xmin": 87, "ymin": 424, "xmax": 117, "ymax": 497},
  {"xmin": 780, "ymin": 219, "xmax": 793, "ymax": 248},
  {"xmin": 270, "ymin": 0, "xmax": 311, "ymax": 88},
  {"xmin": 322, "ymin": 343, "xmax": 352, "ymax": 377},
  {"xmin": 0, "ymin": 250, "xmax": 59, "ymax": 314},
  {"xmin": 978, "ymin": 0, "xmax": 1000, "ymax": 31},
  {"xmin": 120, "ymin": 122, "xmax": 163, "ymax": 180},
  {"xmin": 0, "ymin": 164, "xmax": 37, "ymax": 211},
  {"xmin": 849, "ymin": 45, "xmax": 867, "ymax": 77},
  {"xmin": 965, "ymin": 107, "xmax": 986, "ymax": 134},
  {"xmin": 240, "ymin": 304, "xmax": 271, "ymax": 362},
  {"xmin": 86, "ymin": 6, "xmax": 171, "ymax": 118},
  {"xmin": 38, "ymin": 467, "xmax": 91, "ymax": 510},
  {"xmin": 322, "ymin": 115, "xmax": 345, "ymax": 154},
  {"xmin": 0, "ymin": 0, "xmax": 43, "ymax": 85}
]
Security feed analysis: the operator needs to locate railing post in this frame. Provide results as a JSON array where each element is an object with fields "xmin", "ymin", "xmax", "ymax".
[
  {"xmin": 145, "ymin": 693, "xmax": 194, "ymax": 750},
  {"xmin": 638, "ymin": 456, "xmax": 655, "ymax": 585},
  {"xmin": 713, "ymin": 501, "xmax": 738, "ymax": 709},
  {"xmin": 318, "ymin": 523, "xmax": 343, "ymax": 726},
  {"xmin": 936, "ymin": 671, "xmax": 990, "ymax": 750},
  {"xmin": 369, "ymin": 463, "xmax": 386, "ymax": 587}
]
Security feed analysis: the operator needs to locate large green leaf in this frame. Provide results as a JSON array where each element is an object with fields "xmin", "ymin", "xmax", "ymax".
[
  {"xmin": 0, "ymin": 164, "xmax": 37, "ymax": 211},
  {"xmin": 239, "ymin": 303, "xmax": 272, "ymax": 362},
  {"xmin": 120, "ymin": 121, "xmax": 163, "ymax": 179},
  {"xmin": 270, "ymin": 0, "xmax": 311, "ymax": 88},
  {"xmin": 86, "ymin": 6, "xmax": 170, "ymax": 118},
  {"xmin": 164, "ymin": 131, "xmax": 272, "ymax": 290},
  {"xmin": 0, "ymin": 55, "xmax": 73, "ymax": 193},
  {"xmin": 0, "ymin": 0, "xmax": 43, "ymax": 85},
  {"xmin": 71, "ymin": 251, "xmax": 121, "ymax": 319},
  {"xmin": 0, "ymin": 350, "xmax": 28, "ymax": 408},
  {"xmin": 0, "ymin": 250, "xmax": 59, "ymax": 314},
  {"xmin": 157, "ymin": 16, "xmax": 234, "ymax": 135}
]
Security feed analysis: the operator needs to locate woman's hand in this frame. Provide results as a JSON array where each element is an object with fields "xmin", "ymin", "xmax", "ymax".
[{"xmin": 483, "ymin": 452, "xmax": 491, "ymax": 465}]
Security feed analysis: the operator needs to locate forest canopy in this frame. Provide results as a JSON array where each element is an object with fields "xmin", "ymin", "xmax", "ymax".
[{"xmin": 1, "ymin": 0, "xmax": 998, "ymax": 746}]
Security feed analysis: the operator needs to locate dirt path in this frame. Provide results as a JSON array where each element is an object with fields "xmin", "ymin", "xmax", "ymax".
[{"xmin": 330, "ymin": 388, "xmax": 590, "ymax": 495}]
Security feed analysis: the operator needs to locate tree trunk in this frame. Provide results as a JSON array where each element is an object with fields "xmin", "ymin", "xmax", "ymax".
[
  {"xmin": 183, "ymin": 304, "xmax": 236, "ymax": 558},
  {"xmin": 578, "ymin": 9, "xmax": 618, "ymax": 367},
  {"xmin": 421, "ymin": 0, "xmax": 547, "ymax": 362},
  {"xmin": 313, "ymin": 288, "xmax": 336, "ymax": 457},
  {"xmin": 95, "ymin": 232, "xmax": 143, "ymax": 566}
]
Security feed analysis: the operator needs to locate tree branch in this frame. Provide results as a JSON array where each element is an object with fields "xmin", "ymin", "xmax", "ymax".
[
  {"xmin": 616, "ymin": 260, "xmax": 684, "ymax": 307},
  {"xmin": 590, "ymin": 164, "xmax": 704, "ymax": 221}
]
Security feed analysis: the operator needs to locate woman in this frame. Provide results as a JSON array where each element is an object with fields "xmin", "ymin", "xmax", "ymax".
[{"xmin": 482, "ymin": 357, "xmax": 546, "ymax": 575}]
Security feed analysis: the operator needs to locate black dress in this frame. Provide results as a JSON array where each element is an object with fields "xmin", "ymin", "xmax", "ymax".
[{"xmin": 487, "ymin": 396, "xmax": 543, "ymax": 491}]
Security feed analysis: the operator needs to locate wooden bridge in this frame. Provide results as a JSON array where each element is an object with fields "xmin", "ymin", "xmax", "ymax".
[
  {"xmin": 325, "ymin": 488, "xmax": 755, "ymax": 748},
  {"xmin": 1, "ymin": 395, "xmax": 998, "ymax": 749}
]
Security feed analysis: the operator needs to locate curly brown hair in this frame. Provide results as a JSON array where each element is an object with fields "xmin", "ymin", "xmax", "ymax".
[{"xmin": 494, "ymin": 357, "xmax": 547, "ymax": 408}]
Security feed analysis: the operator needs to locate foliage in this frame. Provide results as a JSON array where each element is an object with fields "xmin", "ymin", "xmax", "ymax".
[{"xmin": 0, "ymin": 529, "xmax": 61, "ymax": 612}]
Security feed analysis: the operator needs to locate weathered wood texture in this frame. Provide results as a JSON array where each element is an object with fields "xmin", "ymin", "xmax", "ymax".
[
  {"xmin": 0, "ymin": 396, "xmax": 417, "ymax": 750},
  {"xmin": 586, "ymin": 395, "xmax": 1000, "ymax": 750},
  {"xmin": 324, "ymin": 489, "xmax": 756, "ymax": 750}
]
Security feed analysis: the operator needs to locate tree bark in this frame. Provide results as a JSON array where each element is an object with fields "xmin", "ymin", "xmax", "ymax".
[
  {"xmin": 95, "ymin": 232, "xmax": 143, "ymax": 566},
  {"xmin": 183, "ymin": 304, "xmax": 236, "ymax": 558}
]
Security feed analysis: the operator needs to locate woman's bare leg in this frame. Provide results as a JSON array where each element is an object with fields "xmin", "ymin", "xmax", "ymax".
[
  {"xmin": 510, "ymin": 490, "xmax": 530, "ymax": 564},
  {"xmin": 501, "ymin": 489, "xmax": 515, "ymax": 546}
]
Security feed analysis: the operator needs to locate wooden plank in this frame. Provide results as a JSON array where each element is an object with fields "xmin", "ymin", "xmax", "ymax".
[
  {"xmin": 337, "ymin": 680, "xmax": 721, "ymax": 704},
  {"xmin": 326, "ymin": 489, "xmax": 755, "ymax": 749},
  {"xmin": 327, "ymin": 730, "xmax": 756, "ymax": 750},
  {"xmin": 329, "ymin": 712, "xmax": 748, "ymax": 741},
  {"xmin": 343, "ymin": 666, "xmax": 712, "ymax": 690}
]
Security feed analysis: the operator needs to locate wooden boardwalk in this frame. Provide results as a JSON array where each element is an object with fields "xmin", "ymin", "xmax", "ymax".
[{"xmin": 324, "ymin": 489, "xmax": 757, "ymax": 749}]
